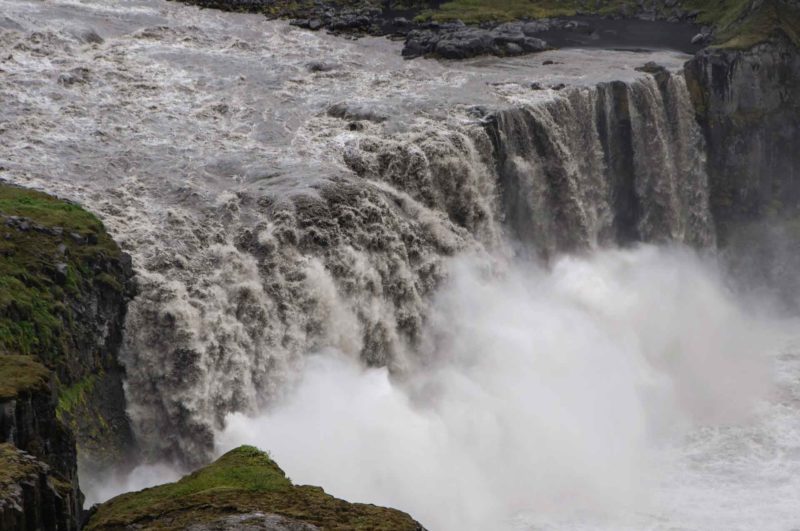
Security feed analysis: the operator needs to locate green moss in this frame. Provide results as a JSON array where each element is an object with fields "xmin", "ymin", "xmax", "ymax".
[
  {"xmin": 708, "ymin": 0, "xmax": 800, "ymax": 49},
  {"xmin": 87, "ymin": 446, "xmax": 422, "ymax": 531},
  {"xmin": 418, "ymin": 0, "xmax": 634, "ymax": 24},
  {"xmin": 0, "ymin": 184, "xmax": 123, "ymax": 373},
  {"xmin": 0, "ymin": 354, "xmax": 51, "ymax": 400},
  {"xmin": 56, "ymin": 374, "xmax": 98, "ymax": 419},
  {"xmin": 0, "ymin": 188, "xmax": 106, "ymax": 235}
]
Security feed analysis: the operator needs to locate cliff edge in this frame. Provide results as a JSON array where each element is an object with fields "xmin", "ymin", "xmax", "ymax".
[{"xmin": 0, "ymin": 183, "xmax": 136, "ymax": 528}]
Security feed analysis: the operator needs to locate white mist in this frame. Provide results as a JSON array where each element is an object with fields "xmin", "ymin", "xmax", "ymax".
[{"xmin": 217, "ymin": 245, "xmax": 783, "ymax": 530}]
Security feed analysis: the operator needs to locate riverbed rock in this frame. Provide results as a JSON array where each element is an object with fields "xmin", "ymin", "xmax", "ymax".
[{"xmin": 403, "ymin": 24, "xmax": 548, "ymax": 59}]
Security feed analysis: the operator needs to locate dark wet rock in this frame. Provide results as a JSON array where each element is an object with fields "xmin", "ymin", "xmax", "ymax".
[
  {"xmin": 403, "ymin": 24, "xmax": 548, "ymax": 59},
  {"xmin": 305, "ymin": 61, "xmax": 337, "ymax": 73},
  {"xmin": 327, "ymin": 102, "xmax": 388, "ymax": 123},
  {"xmin": 58, "ymin": 67, "xmax": 91, "ymax": 86},
  {"xmin": 635, "ymin": 61, "xmax": 670, "ymax": 83},
  {"xmin": 73, "ymin": 28, "xmax": 104, "ymax": 44},
  {"xmin": 686, "ymin": 38, "xmax": 800, "ymax": 240},
  {"xmin": 0, "ymin": 443, "xmax": 81, "ymax": 531},
  {"xmin": 0, "ymin": 357, "xmax": 81, "ymax": 530}
]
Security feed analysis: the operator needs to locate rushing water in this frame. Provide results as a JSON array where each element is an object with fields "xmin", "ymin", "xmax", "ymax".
[{"xmin": 2, "ymin": 0, "xmax": 799, "ymax": 529}]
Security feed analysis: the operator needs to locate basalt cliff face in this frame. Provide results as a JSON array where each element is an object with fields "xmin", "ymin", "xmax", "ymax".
[
  {"xmin": 0, "ymin": 359, "xmax": 80, "ymax": 530},
  {"xmin": 0, "ymin": 185, "xmax": 136, "ymax": 529},
  {"xmin": 686, "ymin": 38, "xmax": 800, "ymax": 239}
]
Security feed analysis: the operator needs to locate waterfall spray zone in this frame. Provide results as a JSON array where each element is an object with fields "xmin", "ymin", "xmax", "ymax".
[{"xmin": 0, "ymin": 0, "xmax": 799, "ymax": 529}]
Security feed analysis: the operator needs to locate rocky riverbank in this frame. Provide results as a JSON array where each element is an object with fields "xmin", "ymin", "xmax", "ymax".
[{"xmin": 173, "ymin": 0, "xmax": 798, "ymax": 59}]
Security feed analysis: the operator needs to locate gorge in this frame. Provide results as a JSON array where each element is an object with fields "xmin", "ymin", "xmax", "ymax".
[{"xmin": 1, "ymin": 0, "xmax": 799, "ymax": 529}]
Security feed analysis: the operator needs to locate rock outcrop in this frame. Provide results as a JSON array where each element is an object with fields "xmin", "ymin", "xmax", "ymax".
[
  {"xmin": 0, "ymin": 183, "xmax": 136, "ymax": 527},
  {"xmin": 86, "ymin": 446, "xmax": 427, "ymax": 530},
  {"xmin": 0, "ymin": 357, "xmax": 81, "ymax": 530},
  {"xmin": 403, "ymin": 21, "xmax": 548, "ymax": 59},
  {"xmin": 0, "ymin": 443, "xmax": 79, "ymax": 531}
]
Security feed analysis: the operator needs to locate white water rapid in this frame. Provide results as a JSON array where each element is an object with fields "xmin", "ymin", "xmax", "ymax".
[{"xmin": 2, "ymin": 0, "xmax": 799, "ymax": 529}]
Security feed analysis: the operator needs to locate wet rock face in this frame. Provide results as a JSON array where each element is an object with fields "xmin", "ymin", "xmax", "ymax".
[
  {"xmin": 0, "ymin": 366, "xmax": 82, "ymax": 531},
  {"xmin": 0, "ymin": 190, "xmax": 137, "ymax": 475},
  {"xmin": 686, "ymin": 39, "xmax": 800, "ymax": 240},
  {"xmin": 0, "ymin": 443, "xmax": 80, "ymax": 531}
]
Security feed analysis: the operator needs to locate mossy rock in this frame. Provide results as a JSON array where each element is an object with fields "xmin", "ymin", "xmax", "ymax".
[
  {"xmin": 0, "ymin": 183, "xmax": 123, "ymax": 371},
  {"xmin": 0, "ymin": 182, "xmax": 135, "ymax": 468},
  {"xmin": 686, "ymin": 0, "xmax": 800, "ymax": 49},
  {"xmin": 0, "ymin": 354, "xmax": 51, "ymax": 401},
  {"xmin": 0, "ymin": 443, "xmax": 48, "ymax": 498},
  {"xmin": 87, "ymin": 446, "xmax": 425, "ymax": 530}
]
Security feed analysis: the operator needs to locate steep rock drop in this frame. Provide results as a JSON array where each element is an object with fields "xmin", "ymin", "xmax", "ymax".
[{"xmin": 0, "ymin": 185, "xmax": 136, "ymax": 529}]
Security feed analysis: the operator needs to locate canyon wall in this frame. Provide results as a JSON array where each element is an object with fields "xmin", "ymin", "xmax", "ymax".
[{"xmin": 686, "ymin": 38, "xmax": 800, "ymax": 240}]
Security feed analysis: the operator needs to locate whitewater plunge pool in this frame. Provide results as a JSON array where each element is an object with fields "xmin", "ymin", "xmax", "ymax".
[{"xmin": 2, "ymin": 0, "xmax": 800, "ymax": 529}]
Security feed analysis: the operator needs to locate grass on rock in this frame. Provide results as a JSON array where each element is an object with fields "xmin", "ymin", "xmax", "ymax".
[
  {"xmin": 87, "ymin": 446, "xmax": 422, "ymax": 530},
  {"xmin": 0, "ymin": 354, "xmax": 51, "ymax": 400},
  {"xmin": 0, "ymin": 183, "xmax": 122, "ymax": 373}
]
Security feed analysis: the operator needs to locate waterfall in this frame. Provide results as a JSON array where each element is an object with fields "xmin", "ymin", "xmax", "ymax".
[
  {"xmin": 488, "ymin": 73, "xmax": 714, "ymax": 257},
  {"xmin": 120, "ymin": 69, "xmax": 716, "ymax": 463},
  {"xmin": 0, "ymin": 0, "xmax": 716, "ymax": 466}
]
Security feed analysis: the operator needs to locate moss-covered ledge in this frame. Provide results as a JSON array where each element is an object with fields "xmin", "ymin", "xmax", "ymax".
[
  {"xmin": 0, "ymin": 355, "xmax": 50, "ymax": 401},
  {"xmin": 0, "ymin": 184, "xmax": 124, "ymax": 371},
  {"xmin": 87, "ymin": 446, "xmax": 427, "ymax": 530}
]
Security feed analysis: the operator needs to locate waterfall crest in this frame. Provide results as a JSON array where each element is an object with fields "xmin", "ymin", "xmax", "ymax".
[{"xmin": 489, "ymin": 73, "xmax": 714, "ymax": 257}]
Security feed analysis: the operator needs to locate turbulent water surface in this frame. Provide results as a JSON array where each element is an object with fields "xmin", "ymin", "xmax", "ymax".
[{"xmin": 2, "ymin": 0, "xmax": 800, "ymax": 529}]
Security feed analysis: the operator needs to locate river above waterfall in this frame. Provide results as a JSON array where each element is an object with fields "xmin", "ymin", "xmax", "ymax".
[
  {"xmin": 1, "ymin": 0, "xmax": 691, "ymax": 207},
  {"xmin": 2, "ymin": 0, "xmax": 800, "ymax": 529}
]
